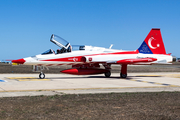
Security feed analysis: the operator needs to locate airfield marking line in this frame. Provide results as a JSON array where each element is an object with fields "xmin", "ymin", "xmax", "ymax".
[
  {"xmin": 6, "ymin": 77, "xmax": 50, "ymax": 81},
  {"xmin": 0, "ymin": 80, "xmax": 6, "ymax": 82},
  {"xmin": 18, "ymin": 79, "xmax": 50, "ymax": 81},
  {"xmin": 126, "ymin": 79, "xmax": 180, "ymax": 87},
  {"xmin": 135, "ymin": 75, "xmax": 161, "ymax": 77},
  {"xmin": 0, "ymin": 86, "xmax": 179, "ymax": 93},
  {"xmin": 165, "ymin": 74, "xmax": 180, "ymax": 78},
  {"xmin": 142, "ymin": 81, "xmax": 148, "ymax": 83},
  {"xmin": 6, "ymin": 77, "xmax": 35, "ymax": 79},
  {"xmin": 169, "ymin": 85, "xmax": 180, "ymax": 87},
  {"xmin": 135, "ymin": 74, "xmax": 180, "ymax": 79}
]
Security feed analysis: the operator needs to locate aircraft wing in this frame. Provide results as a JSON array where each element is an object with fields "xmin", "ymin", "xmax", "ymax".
[{"xmin": 107, "ymin": 58, "xmax": 157, "ymax": 64}]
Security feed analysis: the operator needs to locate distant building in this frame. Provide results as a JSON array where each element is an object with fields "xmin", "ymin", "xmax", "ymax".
[
  {"xmin": 0, "ymin": 60, "xmax": 10, "ymax": 64},
  {"xmin": 177, "ymin": 58, "xmax": 180, "ymax": 62}
]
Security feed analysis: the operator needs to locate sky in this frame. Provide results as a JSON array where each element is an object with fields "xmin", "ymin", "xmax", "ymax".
[{"xmin": 0, "ymin": 0, "xmax": 180, "ymax": 61}]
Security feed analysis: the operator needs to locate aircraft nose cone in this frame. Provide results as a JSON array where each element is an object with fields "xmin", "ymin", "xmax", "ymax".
[{"xmin": 12, "ymin": 59, "xmax": 26, "ymax": 64}]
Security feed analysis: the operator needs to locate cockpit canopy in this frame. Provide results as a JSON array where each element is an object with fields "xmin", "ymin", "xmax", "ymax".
[
  {"xmin": 48, "ymin": 34, "xmax": 71, "ymax": 54},
  {"xmin": 41, "ymin": 45, "xmax": 85, "ymax": 55},
  {"xmin": 41, "ymin": 34, "xmax": 85, "ymax": 55},
  {"xmin": 50, "ymin": 34, "xmax": 70, "ymax": 49}
]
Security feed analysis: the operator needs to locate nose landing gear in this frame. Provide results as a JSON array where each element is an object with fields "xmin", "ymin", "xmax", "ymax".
[
  {"xmin": 32, "ymin": 65, "xmax": 47, "ymax": 79},
  {"xmin": 39, "ymin": 72, "xmax": 45, "ymax": 79}
]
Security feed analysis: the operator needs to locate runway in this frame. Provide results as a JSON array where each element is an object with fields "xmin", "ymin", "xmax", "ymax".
[{"xmin": 0, "ymin": 72, "xmax": 180, "ymax": 97}]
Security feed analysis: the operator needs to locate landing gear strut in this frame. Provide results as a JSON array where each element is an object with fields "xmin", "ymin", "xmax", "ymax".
[
  {"xmin": 39, "ymin": 72, "xmax": 45, "ymax": 79},
  {"xmin": 120, "ymin": 64, "xmax": 127, "ymax": 78}
]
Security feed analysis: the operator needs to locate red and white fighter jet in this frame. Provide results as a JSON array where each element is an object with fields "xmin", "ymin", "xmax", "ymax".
[{"xmin": 12, "ymin": 28, "xmax": 174, "ymax": 79}]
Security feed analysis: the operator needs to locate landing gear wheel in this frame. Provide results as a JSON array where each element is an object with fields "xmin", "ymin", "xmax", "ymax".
[
  {"xmin": 39, "ymin": 72, "xmax": 45, "ymax": 79},
  {"xmin": 104, "ymin": 71, "xmax": 111, "ymax": 77},
  {"xmin": 120, "ymin": 73, "xmax": 127, "ymax": 78}
]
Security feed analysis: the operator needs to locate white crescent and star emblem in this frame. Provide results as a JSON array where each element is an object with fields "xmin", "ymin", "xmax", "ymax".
[{"xmin": 148, "ymin": 37, "xmax": 160, "ymax": 49}]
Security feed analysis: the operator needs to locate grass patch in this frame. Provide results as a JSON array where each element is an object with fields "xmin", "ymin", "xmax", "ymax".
[{"xmin": 0, "ymin": 92, "xmax": 180, "ymax": 119}]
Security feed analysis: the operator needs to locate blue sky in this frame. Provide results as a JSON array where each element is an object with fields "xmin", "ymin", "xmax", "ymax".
[{"xmin": 0, "ymin": 0, "xmax": 180, "ymax": 60}]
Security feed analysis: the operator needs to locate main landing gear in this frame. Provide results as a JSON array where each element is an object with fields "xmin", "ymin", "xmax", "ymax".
[
  {"xmin": 104, "ymin": 64, "xmax": 111, "ymax": 78},
  {"xmin": 104, "ymin": 71, "xmax": 111, "ymax": 77},
  {"xmin": 120, "ymin": 73, "xmax": 127, "ymax": 78},
  {"xmin": 120, "ymin": 64, "xmax": 127, "ymax": 78},
  {"xmin": 39, "ymin": 72, "xmax": 45, "ymax": 79},
  {"xmin": 104, "ymin": 64, "xmax": 127, "ymax": 78}
]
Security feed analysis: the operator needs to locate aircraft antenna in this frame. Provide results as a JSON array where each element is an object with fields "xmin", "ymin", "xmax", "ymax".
[{"xmin": 109, "ymin": 44, "xmax": 113, "ymax": 49}]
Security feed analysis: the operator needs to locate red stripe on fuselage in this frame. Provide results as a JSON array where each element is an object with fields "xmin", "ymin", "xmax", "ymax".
[
  {"xmin": 40, "ymin": 51, "xmax": 139, "ymax": 62},
  {"xmin": 41, "ymin": 56, "xmax": 84, "ymax": 62}
]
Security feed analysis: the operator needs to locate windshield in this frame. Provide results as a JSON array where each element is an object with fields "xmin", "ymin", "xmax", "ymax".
[
  {"xmin": 72, "ymin": 45, "xmax": 85, "ymax": 51},
  {"xmin": 41, "ymin": 49, "xmax": 54, "ymax": 55}
]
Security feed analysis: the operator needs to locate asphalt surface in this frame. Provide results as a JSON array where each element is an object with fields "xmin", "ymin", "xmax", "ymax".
[{"xmin": 0, "ymin": 72, "xmax": 180, "ymax": 97}]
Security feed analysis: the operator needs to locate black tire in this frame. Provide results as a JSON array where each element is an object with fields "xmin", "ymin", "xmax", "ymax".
[
  {"xmin": 104, "ymin": 71, "xmax": 111, "ymax": 77},
  {"xmin": 120, "ymin": 73, "xmax": 127, "ymax": 78},
  {"xmin": 39, "ymin": 72, "xmax": 45, "ymax": 79}
]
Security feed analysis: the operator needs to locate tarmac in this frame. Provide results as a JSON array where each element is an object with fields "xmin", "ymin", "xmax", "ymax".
[{"xmin": 0, "ymin": 72, "xmax": 180, "ymax": 97}]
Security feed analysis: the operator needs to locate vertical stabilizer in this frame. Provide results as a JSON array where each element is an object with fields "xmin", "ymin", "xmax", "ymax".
[{"xmin": 138, "ymin": 29, "xmax": 166, "ymax": 54}]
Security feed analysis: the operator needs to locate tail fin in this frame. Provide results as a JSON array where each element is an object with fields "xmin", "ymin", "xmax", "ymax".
[{"xmin": 137, "ymin": 28, "xmax": 166, "ymax": 54}]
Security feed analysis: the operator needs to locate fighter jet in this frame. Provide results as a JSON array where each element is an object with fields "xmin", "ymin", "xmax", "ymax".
[{"xmin": 12, "ymin": 28, "xmax": 174, "ymax": 79}]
